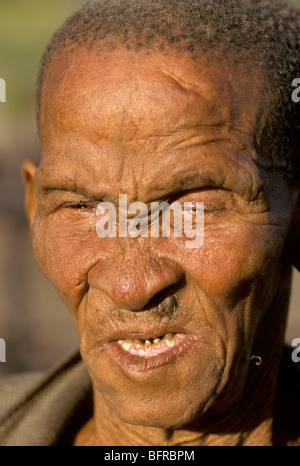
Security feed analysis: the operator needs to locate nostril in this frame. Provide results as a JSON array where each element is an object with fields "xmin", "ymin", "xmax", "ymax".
[
  {"xmin": 88, "ymin": 257, "xmax": 184, "ymax": 311},
  {"xmin": 143, "ymin": 287, "xmax": 179, "ymax": 312}
]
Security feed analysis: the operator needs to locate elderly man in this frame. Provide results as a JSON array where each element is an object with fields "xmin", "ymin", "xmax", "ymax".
[{"xmin": 0, "ymin": 0, "xmax": 299, "ymax": 446}]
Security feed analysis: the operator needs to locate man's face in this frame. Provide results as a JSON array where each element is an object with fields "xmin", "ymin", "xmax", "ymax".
[{"xmin": 26, "ymin": 46, "xmax": 297, "ymax": 428}]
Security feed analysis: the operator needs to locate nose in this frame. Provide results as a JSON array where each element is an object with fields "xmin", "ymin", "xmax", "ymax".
[{"xmin": 88, "ymin": 251, "xmax": 184, "ymax": 310}]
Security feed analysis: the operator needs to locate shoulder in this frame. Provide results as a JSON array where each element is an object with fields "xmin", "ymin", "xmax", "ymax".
[{"xmin": 0, "ymin": 349, "xmax": 92, "ymax": 446}]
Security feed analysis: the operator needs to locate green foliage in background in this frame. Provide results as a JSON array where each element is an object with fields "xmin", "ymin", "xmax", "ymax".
[{"xmin": 0, "ymin": 0, "xmax": 86, "ymax": 115}]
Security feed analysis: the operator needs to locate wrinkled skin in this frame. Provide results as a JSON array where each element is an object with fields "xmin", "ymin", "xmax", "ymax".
[{"xmin": 23, "ymin": 45, "xmax": 300, "ymax": 445}]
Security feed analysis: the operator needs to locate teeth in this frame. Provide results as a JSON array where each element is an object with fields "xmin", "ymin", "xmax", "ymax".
[
  {"xmin": 134, "ymin": 339, "xmax": 143, "ymax": 348},
  {"xmin": 118, "ymin": 333, "xmax": 186, "ymax": 351},
  {"xmin": 145, "ymin": 340, "xmax": 152, "ymax": 352},
  {"xmin": 163, "ymin": 333, "xmax": 175, "ymax": 347},
  {"xmin": 121, "ymin": 339, "xmax": 133, "ymax": 351},
  {"xmin": 153, "ymin": 338, "xmax": 161, "ymax": 348}
]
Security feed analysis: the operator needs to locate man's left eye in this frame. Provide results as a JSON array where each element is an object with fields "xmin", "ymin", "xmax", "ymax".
[{"xmin": 67, "ymin": 202, "xmax": 95, "ymax": 210}]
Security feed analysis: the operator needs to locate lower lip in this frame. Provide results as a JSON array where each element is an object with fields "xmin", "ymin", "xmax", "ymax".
[{"xmin": 104, "ymin": 334, "xmax": 195, "ymax": 373}]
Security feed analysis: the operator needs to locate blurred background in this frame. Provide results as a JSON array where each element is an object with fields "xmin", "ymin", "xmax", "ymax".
[{"xmin": 0, "ymin": 0, "xmax": 299, "ymax": 376}]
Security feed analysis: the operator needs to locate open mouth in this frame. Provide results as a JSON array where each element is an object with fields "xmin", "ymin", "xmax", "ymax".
[
  {"xmin": 104, "ymin": 331, "xmax": 195, "ymax": 373},
  {"xmin": 117, "ymin": 333, "xmax": 186, "ymax": 357}
]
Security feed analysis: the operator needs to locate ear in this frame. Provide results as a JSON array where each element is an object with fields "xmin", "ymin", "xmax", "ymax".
[{"xmin": 22, "ymin": 159, "xmax": 38, "ymax": 231}]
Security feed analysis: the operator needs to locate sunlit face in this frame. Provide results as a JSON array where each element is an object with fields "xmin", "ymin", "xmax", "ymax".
[{"xmin": 27, "ymin": 45, "xmax": 297, "ymax": 429}]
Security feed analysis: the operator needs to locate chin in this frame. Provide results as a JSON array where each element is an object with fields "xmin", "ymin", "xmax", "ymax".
[{"xmin": 103, "ymin": 390, "xmax": 215, "ymax": 430}]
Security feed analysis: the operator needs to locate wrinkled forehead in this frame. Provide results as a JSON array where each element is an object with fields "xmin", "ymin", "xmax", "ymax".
[{"xmin": 40, "ymin": 44, "xmax": 268, "ymax": 147}]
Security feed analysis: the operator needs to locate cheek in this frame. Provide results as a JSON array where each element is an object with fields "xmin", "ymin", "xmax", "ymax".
[
  {"xmin": 157, "ymin": 220, "xmax": 284, "ymax": 306},
  {"xmin": 32, "ymin": 217, "xmax": 100, "ymax": 307}
]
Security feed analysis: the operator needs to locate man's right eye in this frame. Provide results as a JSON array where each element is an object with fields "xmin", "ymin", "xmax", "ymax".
[
  {"xmin": 63, "ymin": 201, "xmax": 98, "ymax": 211},
  {"xmin": 68, "ymin": 203, "xmax": 89, "ymax": 209}
]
